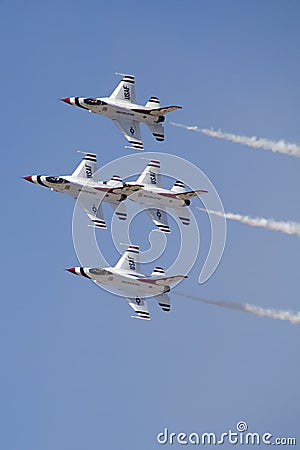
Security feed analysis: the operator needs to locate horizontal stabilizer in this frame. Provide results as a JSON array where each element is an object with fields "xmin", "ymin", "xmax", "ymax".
[
  {"xmin": 149, "ymin": 106, "xmax": 182, "ymax": 116},
  {"xmin": 175, "ymin": 189, "xmax": 208, "ymax": 200},
  {"xmin": 155, "ymin": 293, "xmax": 170, "ymax": 312},
  {"xmin": 106, "ymin": 175, "xmax": 123, "ymax": 186},
  {"xmin": 171, "ymin": 180, "xmax": 186, "ymax": 194},
  {"xmin": 145, "ymin": 96, "xmax": 160, "ymax": 108},
  {"xmin": 109, "ymin": 201, "xmax": 127, "ymax": 221},
  {"xmin": 147, "ymin": 123, "xmax": 164, "ymax": 142},
  {"xmin": 151, "ymin": 266, "xmax": 165, "ymax": 277},
  {"xmin": 139, "ymin": 275, "xmax": 187, "ymax": 286}
]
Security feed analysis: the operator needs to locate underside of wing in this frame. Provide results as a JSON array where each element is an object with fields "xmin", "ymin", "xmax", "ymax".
[
  {"xmin": 145, "ymin": 208, "xmax": 170, "ymax": 233},
  {"xmin": 147, "ymin": 123, "xmax": 165, "ymax": 142},
  {"xmin": 76, "ymin": 193, "xmax": 106, "ymax": 229},
  {"xmin": 126, "ymin": 297, "xmax": 151, "ymax": 320},
  {"xmin": 112, "ymin": 119, "xmax": 144, "ymax": 150}
]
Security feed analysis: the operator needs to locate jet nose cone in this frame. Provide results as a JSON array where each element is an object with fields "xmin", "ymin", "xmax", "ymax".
[
  {"xmin": 61, "ymin": 97, "xmax": 71, "ymax": 104},
  {"xmin": 23, "ymin": 176, "xmax": 33, "ymax": 183},
  {"xmin": 66, "ymin": 267, "xmax": 76, "ymax": 274}
]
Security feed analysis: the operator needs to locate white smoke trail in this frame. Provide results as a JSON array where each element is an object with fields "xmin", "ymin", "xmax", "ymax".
[
  {"xmin": 174, "ymin": 292, "xmax": 300, "ymax": 325},
  {"xmin": 169, "ymin": 122, "xmax": 300, "ymax": 158},
  {"xmin": 195, "ymin": 207, "xmax": 300, "ymax": 238}
]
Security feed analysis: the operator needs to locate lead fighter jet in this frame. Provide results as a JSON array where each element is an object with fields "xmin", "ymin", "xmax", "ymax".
[
  {"xmin": 67, "ymin": 245, "xmax": 187, "ymax": 320},
  {"xmin": 23, "ymin": 152, "xmax": 140, "ymax": 229},
  {"xmin": 61, "ymin": 73, "xmax": 182, "ymax": 151}
]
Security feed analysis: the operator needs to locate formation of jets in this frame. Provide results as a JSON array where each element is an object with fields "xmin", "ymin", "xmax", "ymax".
[
  {"xmin": 25, "ymin": 73, "xmax": 201, "ymax": 320},
  {"xmin": 24, "ymin": 153, "xmax": 206, "ymax": 233},
  {"xmin": 61, "ymin": 73, "xmax": 181, "ymax": 150}
]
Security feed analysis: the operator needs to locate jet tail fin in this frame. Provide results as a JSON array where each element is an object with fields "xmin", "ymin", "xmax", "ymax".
[{"xmin": 72, "ymin": 152, "xmax": 97, "ymax": 179}]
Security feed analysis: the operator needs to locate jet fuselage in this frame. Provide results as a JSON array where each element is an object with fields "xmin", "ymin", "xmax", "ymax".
[
  {"xmin": 65, "ymin": 97, "xmax": 165, "ymax": 125},
  {"xmin": 128, "ymin": 184, "xmax": 188, "ymax": 209},
  {"xmin": 26, "ymin": 175, "xmax": 125, "ymax": 203},
  {"xmin": 74, "ymin": 266, "xmax": 170, "ymax": 298}
]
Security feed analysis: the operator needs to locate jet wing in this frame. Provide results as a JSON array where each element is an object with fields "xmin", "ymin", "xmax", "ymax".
[
  {"xmin": 126, "ymin": 296, "xmax": 151, "ymax": 321},
  {"xmin": 76, "ymin": 192, "xmax": 106, "ymax": 229},
  {"xmin": 112, "ymin": 119, "xmax": 144, "ymax": 150},
  {"xmin": 110, "ymin": 74, "xmax": 136, "ymax": 103},
  {"xmin": 145, "ymin": 208, "xmax": 170, "ymax": 233}
]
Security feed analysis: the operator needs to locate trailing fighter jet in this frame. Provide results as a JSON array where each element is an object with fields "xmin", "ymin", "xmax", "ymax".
[
  {"xmin": 61, "ymin": 73, "xmax": 182, "ymax": 151},
  {"xmin": 66, "ymin": 245, "xmax": 187, "ymax": 320},
  {"xmin": 125, "ymin": 159, "xmax": 208, "ymax": 233},
  {"xmin": 23, "ymin": 152, "xmax": 140, "ymax": 229}
]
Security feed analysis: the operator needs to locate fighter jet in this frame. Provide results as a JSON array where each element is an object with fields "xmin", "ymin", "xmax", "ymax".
[
  {"xmin": 61, "ymin": 73, "xmax": 182, "ymax": 151},
  {"xmin": 66, "ymin": 245, "xmax": 187, "ymax": 320},
  {"xmin": 23, "ymin": 152, "xmax": 140, "ymax": 229},
  {"xmin": 125, "ymin": 159, "xmax": 208, "ymax": 233}
]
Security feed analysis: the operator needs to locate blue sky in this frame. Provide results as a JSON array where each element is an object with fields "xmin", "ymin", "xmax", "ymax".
[{"xmin": 1, "ymin": 1, "xmax": 299, "ymax": 449}]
